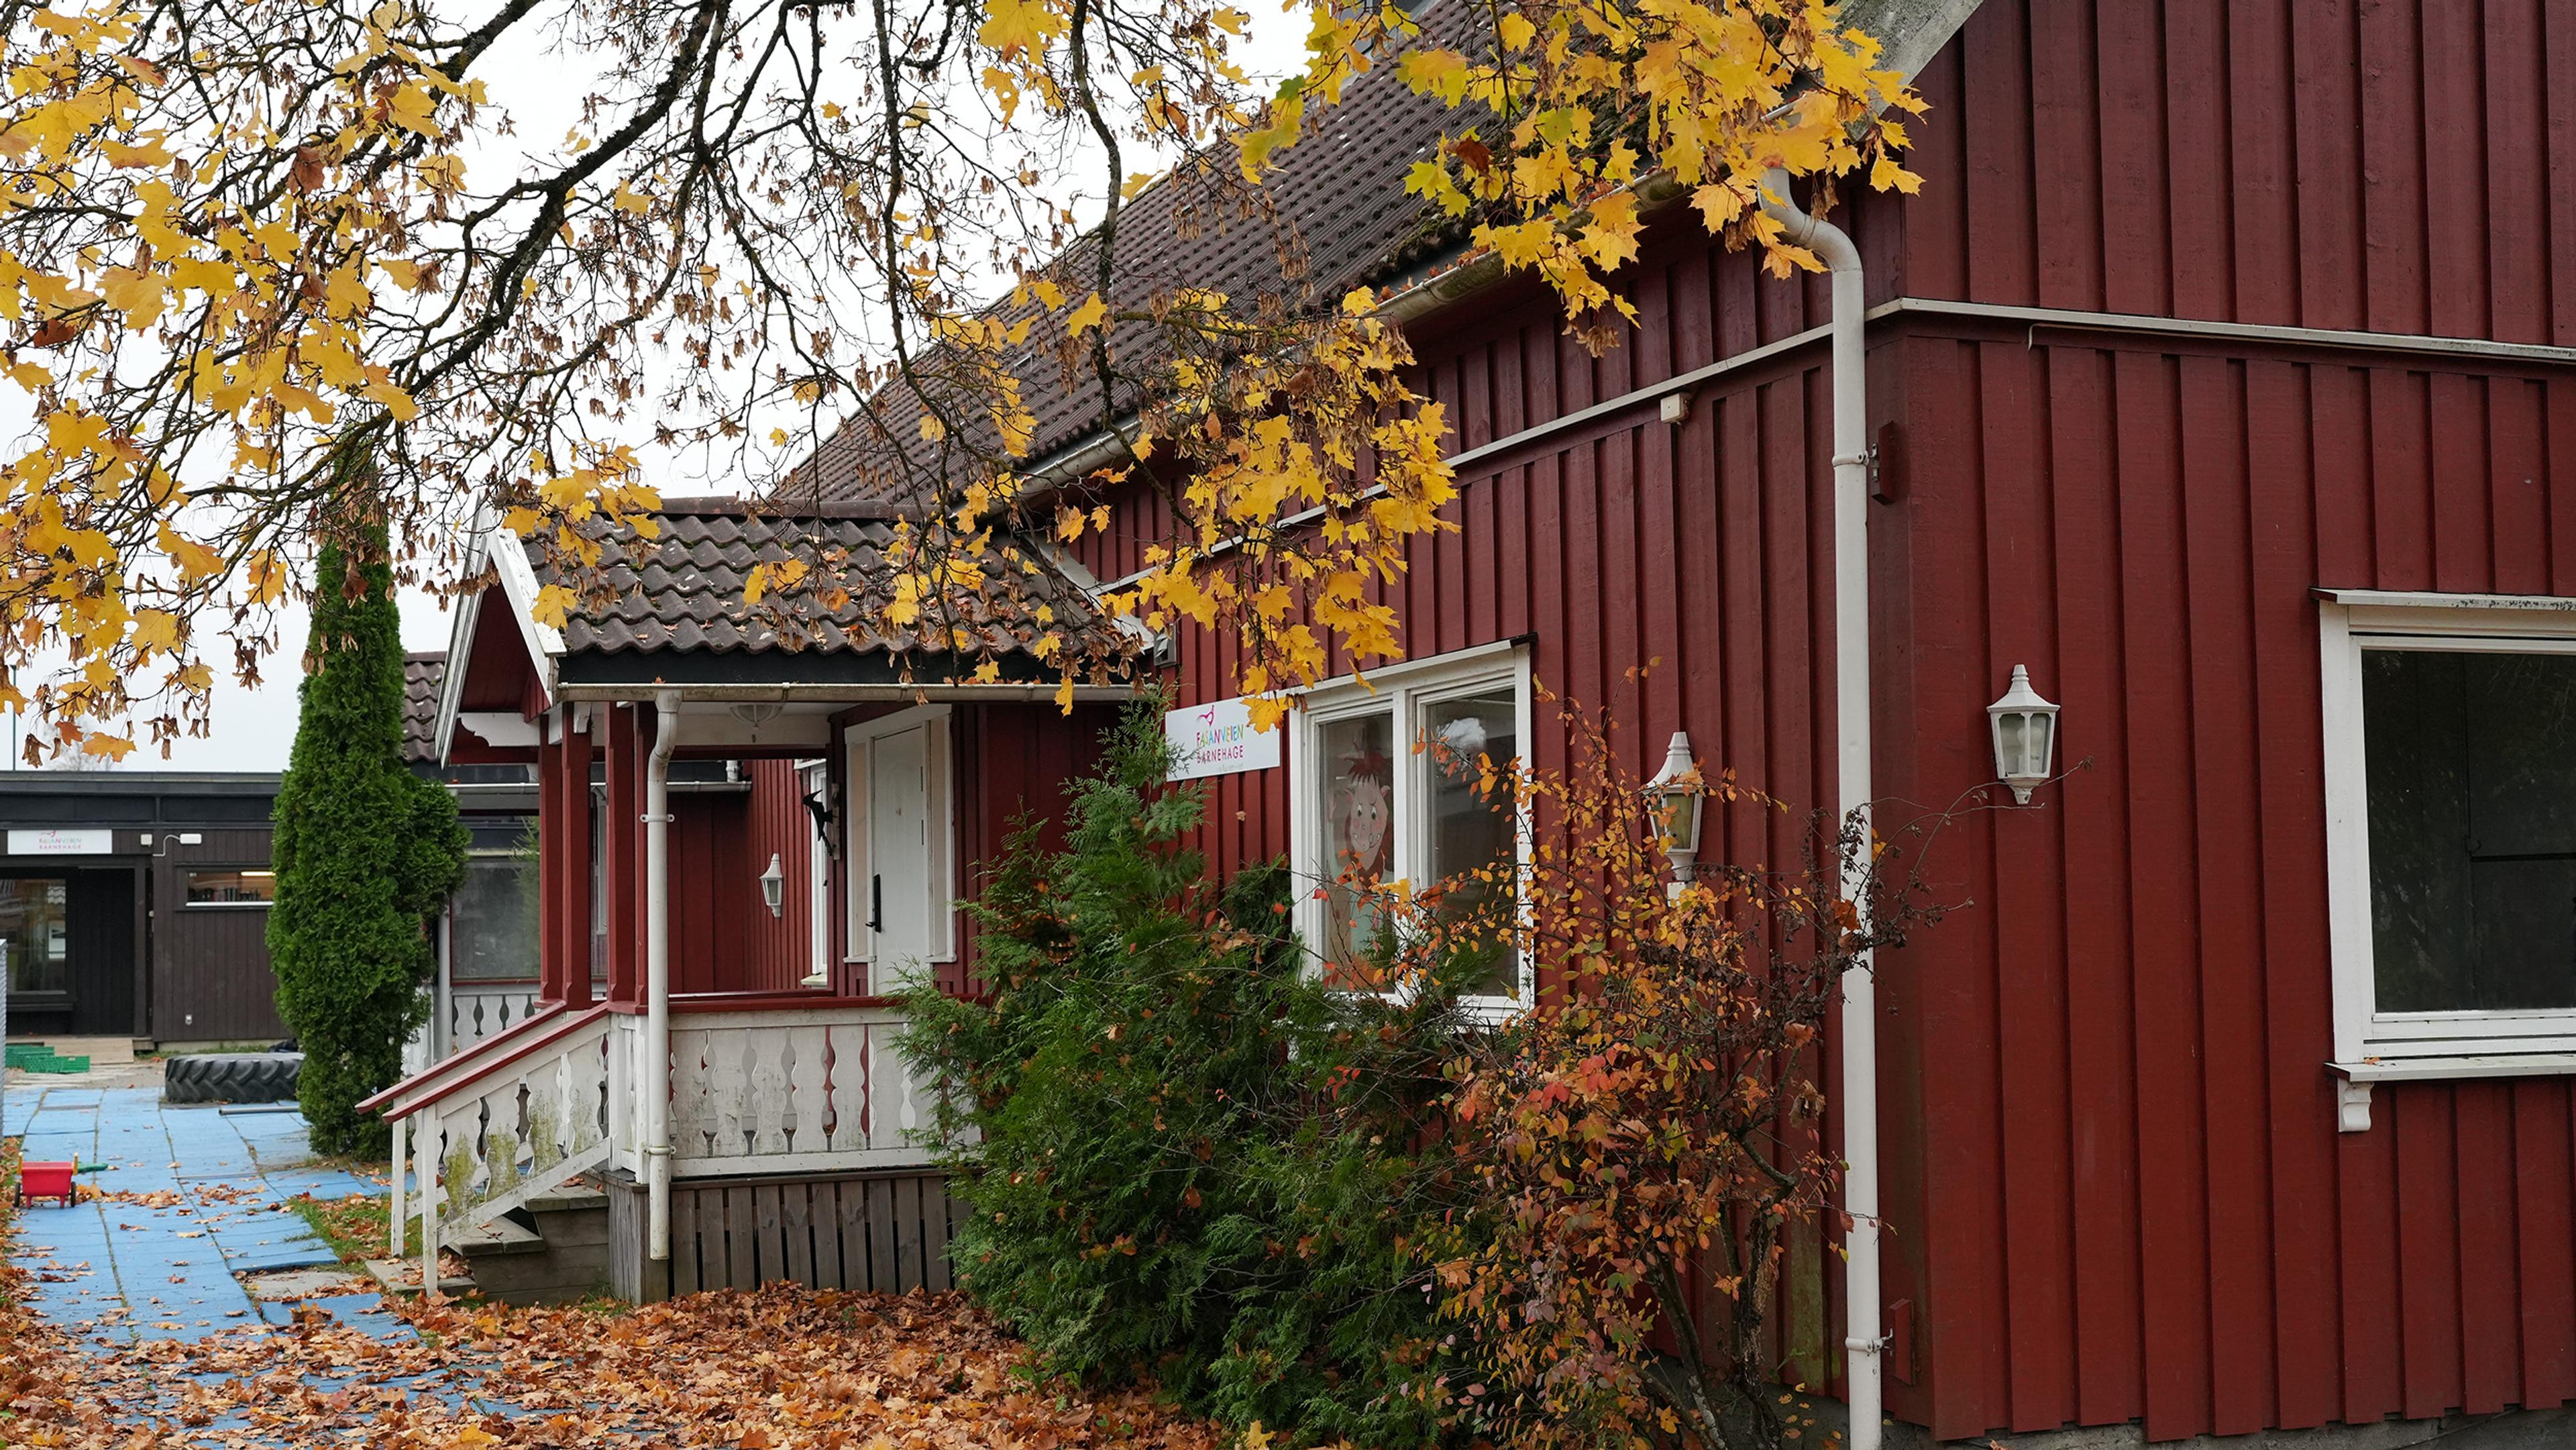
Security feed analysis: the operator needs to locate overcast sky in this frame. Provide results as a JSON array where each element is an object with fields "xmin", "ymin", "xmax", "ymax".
[{"xmin": 9, "ymin": 1, "xmax": 1308, "ymax": 776}]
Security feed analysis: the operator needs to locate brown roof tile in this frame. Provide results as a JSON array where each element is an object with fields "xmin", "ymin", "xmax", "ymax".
[
  {"xmin": 528, "ymin": 497, "xmax": 1123, "ymax": 665},
  {"xmin": 402, "ymin": 652, "xmax": 445, "ymax": 763},
  {"xmin": 779, "ymin": 3, "xmax": 1489, "ymax": 506}
]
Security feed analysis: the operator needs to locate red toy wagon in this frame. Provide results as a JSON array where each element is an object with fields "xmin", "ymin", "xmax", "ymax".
[{"xmin": 17, "ymin": 1160, "xmax": 75, "ymax": 1208}]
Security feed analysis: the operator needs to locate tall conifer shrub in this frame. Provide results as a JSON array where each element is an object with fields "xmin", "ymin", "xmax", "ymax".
[{"xmin": 268, "ymin": 523, "xmax": 467, "ymax": 1155}]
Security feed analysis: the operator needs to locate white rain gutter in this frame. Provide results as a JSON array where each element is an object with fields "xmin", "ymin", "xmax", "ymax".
[
  {"xmin": 1758, "ymin": 169, "xmax": 1882, "ymax": 1450},
  {"xmin": 644, "ymin": 688, "xmax": 681, "ymax": 1261}
]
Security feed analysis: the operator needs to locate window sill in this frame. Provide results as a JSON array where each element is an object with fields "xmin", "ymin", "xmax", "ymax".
[{"xmin": 2328, "ymin": 1054, "xmax": 2576, "ymax": 1132}]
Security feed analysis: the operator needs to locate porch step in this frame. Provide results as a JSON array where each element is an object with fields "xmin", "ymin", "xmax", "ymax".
[
  {"xmin": 451, "ymin": 1184, "xmax": 614, "ymax": 1306},
  {"xmin": 360, "ymin": 1257, "xmax": 476, "ymax": 1297},
  {"xmin": 452, "ymin": 1217, "xmax": 545, "ymax": 1257}
]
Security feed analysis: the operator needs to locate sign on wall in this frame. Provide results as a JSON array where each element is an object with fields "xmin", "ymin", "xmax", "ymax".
[
  {"xmin": 6, "ymin": 828, "xmax": 113, "ymax": 856},
  {"xmin": 1165, "ymin": 697, "xmax": 1283, "ymax": 781}
]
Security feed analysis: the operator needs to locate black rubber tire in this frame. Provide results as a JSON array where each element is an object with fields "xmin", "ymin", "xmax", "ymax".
[{"xmin": 162, "ymin": 1052, "xmax": 303, "ymax": 1104}]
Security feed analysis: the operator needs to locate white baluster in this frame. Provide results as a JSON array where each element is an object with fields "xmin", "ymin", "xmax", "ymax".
[
  {"xmin": 749, "ymin": 1029, "xmax": 788, "ymax": 1157},
  {"xmin": 786, "ymin": 1025, "xmax": 830, "ymax": 1154},
  {"xmin": 390, "ymin": 1118, "xmax": 407, "ymax": 1255}
]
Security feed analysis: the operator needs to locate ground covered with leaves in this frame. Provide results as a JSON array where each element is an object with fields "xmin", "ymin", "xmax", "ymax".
[{"xmin": 3, "ymin": 1279, "xmax": 1232, "ymax": 1449}]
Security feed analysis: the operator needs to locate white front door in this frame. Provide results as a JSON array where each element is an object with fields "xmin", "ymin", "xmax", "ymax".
[{"xmin": 867, "ymin": 725, "xmax": 934, "ymax": 978}]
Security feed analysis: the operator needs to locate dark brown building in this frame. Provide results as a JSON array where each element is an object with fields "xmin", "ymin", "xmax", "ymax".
[{"xmin": 0, "ymin": 772, "xmax": 287, "ymax": 1046}]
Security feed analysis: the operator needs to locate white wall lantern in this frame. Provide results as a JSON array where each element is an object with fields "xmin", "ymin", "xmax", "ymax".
[
  {"xmin": 1987, "ymin": 665, "xmax": 2060, "ymax": 805},
  {"xmin": 1646, "ymin": 731, "xmax": 1705, "ymax": 887},
  {"xmin": 759, "ymin": 852, "xmax": 786, "ymax": 917}
]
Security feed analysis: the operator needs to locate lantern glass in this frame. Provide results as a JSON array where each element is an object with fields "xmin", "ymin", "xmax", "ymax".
[{"xmin": 1655, "ymin": 789, "xmax": 1699, "ymax": 855}]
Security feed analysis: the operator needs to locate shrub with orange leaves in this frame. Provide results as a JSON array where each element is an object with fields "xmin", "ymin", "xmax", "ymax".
[{"xmin": 1399, "ymin": 702, "xmax": 1948, "ymax": 1450}]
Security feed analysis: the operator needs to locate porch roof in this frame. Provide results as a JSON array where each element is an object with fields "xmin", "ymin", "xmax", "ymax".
[{"xmin": 430, "ymin": 497, "xmax": 1136, "ymax": 761}]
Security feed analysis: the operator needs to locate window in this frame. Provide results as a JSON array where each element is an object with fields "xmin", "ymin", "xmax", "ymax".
[
  {"xmin": 182, "ymin": 868, "xmax": 274, "ymax": 906},
  {"xmin": 0, "ymin": 877, "xmax": 69, "ymax": 996},
  {"xmin": 1293, "ymin": 643, "xmax": 1530, "ymax": 1006},
  {"xmin": 2322, "ymin": 592, "xmax": 2576, "ymax": 1076},
  {"xmin": 450, "ymin": 853, "xmax": 540, "ymax": 982}
]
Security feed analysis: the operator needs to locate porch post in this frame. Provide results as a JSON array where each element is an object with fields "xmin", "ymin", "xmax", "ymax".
[
  {"xmin": 561, "ymin": 709, "xmax": 595, "ymax": 1010},
  {"xmin": 604, "ymin": 704, "xmax": 643, "ymax": 1006},
  {"xmin": 536, "ymin": 712, "xmax": 566, "ymax": 1004}
]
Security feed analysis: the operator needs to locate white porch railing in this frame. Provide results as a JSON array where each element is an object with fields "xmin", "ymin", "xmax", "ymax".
[
  {"xmin": 609, "ymin": 1003, "xmax": 948, "ymax": 1180},
  {"xmin": 401, "ymin": 983, "xmax": 545, "ymax": 1076},
  {"xmin": 447, "ymin": 984, "xmax": 544, "ymax": 1052},
  {"xmin": 379, "ymin": 996, "xmax": 950, "ymax": 1291},
  {"xmin": 378, "ymin": 1003, "xmax": 611, "ymax": 1286}
]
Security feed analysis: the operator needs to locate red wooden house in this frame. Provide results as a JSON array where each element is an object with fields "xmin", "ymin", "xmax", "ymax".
[
  {"xmin": 370, "ymin": 499, "xmax": 1123, "ymax": 1302},
  {"xmin": 373, "ymin": 0, "xmax": 2576, "ymax": 1443}
]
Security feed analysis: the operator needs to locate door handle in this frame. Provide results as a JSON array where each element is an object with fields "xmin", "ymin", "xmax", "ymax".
[{"xmin": 868, "ymin": 874, "xmax": 882, "ymax": 935}]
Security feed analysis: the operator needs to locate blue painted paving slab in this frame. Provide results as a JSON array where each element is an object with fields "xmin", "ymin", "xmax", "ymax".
[{"xmin": 7, "ymin": 1076, "xmax": 411, "ymax": 1347}]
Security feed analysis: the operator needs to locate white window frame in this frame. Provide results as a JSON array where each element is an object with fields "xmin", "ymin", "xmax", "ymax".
[
  {"xmin": 841, "ymin": 704, "xmax": 958, "ymax": 970},
  {"xmin": 1289, "ymin": 641, "xmax": 1534, "ymax": 1013},
  {"xmin": 799, "ymin": 760, "xmax": 831, "ymax": 988},
  {"xmin": 2321, "ymin": 590, "xmax": 2576, "ymax": 1110}
]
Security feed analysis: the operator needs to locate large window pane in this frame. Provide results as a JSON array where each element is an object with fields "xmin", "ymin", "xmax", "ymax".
[
  {"xmin": 2366, "ymin": 648, "xmax": 2576, "ymax": 1013},
  {"xmin": 1316, "ymin": 710, "xmax": 1395, "ymax": 985},
  {"xmin": 0, "ymin": 878, "xmax": 68, "ymax": 994},
  {"xmin": 1423, "ymin": 690, "xmax": 1519, "ymax": 998},
  {"xmin": 183, "ymin": 869, "xmax": 274, "ymax": 905},
  {"xmin": 452, "ymin": 855, "xmax": 541, "ymax": 982}
]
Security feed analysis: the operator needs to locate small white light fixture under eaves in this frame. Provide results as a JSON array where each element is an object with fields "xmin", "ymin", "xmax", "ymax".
[
  {"xmin": 1987, "ymin": 665, "xmax": 2059, "ymax": 805},
  {"xmin": 759, "ymin": 852, "xmax": 786, "ymax": 917},
  {"xmin": 1645, "ymin": 731, "xmax": 1705, "ymax": 890}
]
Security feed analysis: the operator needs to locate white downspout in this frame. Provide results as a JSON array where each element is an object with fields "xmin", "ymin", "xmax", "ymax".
[
  {"xmin": 645, "ymin": 689, "xmax": 681, "ymax": 1262},
  {"xmin": 1758, "ymin": 170, "xmax": 1881, "ymax": 1450}
]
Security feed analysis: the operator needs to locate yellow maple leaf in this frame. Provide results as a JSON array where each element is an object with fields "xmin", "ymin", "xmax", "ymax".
[
  {"xmin": 129, "ymin": 609, "xmax": 178, "ymax": 654},
  {"xmin": 977, "ymin": 0, "xmax": 1067, "ymax": 58},
  {"xmin": 1064, "ymin": 292, "xmax": 1108, "ymax": 338},
  {"xmin": 530, "ymin": 584, "xmax": 577, "ymax": 629},
  {"xmin": 80, "ymin": 733, "xmax": 136, "ymax": 762}
]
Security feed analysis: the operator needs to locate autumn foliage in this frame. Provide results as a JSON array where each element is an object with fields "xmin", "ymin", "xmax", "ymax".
[
  {"xmin": 0, "ymin": 0, "xmax": 1919, "ymax": 752},
  {"xmin": 1414, "ymin": 704, "xmax": 1940, "ymax": 1450},
  {"xmin": 902, "ymin": 697, "xmax": 1945, "ymax": 1450},
  {"xmin": 0, "ymin": 1280, "xmax": 1250, "ymax": 1449}
]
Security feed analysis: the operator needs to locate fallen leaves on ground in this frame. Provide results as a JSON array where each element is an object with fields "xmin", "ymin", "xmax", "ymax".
[{"xmin": 2, "ymin": 1279, "xmax": 1232, "ymax": 1449}]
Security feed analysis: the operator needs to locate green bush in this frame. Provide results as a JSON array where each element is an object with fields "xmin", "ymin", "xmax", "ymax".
[
  {"xmin": 900, "ymin": 701, "xmax": 1477, "ymax": 1447},
  {"xmin": 268, "ymin": 521, "xmax": 468, "ymax": 1157}
]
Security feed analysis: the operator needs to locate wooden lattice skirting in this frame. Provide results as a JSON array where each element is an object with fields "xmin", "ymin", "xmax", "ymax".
[{"xmin": 604, "ymin": 1167, "xmax": 959, "ymax": 1302}]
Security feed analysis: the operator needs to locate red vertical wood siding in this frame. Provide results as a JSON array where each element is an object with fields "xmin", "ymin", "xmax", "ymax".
[
  {"xmin": 1886, "ymin": 329, "xmax": 2576, "ymax": 1441},
  {"xmin": 1055, "ymin": 0, "xmax": 2576, "ymax": 1440},
  {"xmin": 740, "ymin": 758, "xmax": 815, "ymax": 990},
  {"xmin": 665, "ymin": 790, "xmax": 751, "ymax": 996},
  {"xmin": 1880, "ymin": 0, "xmax": 2576, "ymax": 346},
  {"xmin": 951, "ymin": 702, "xmax": 1118, "ymax": 994}
]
